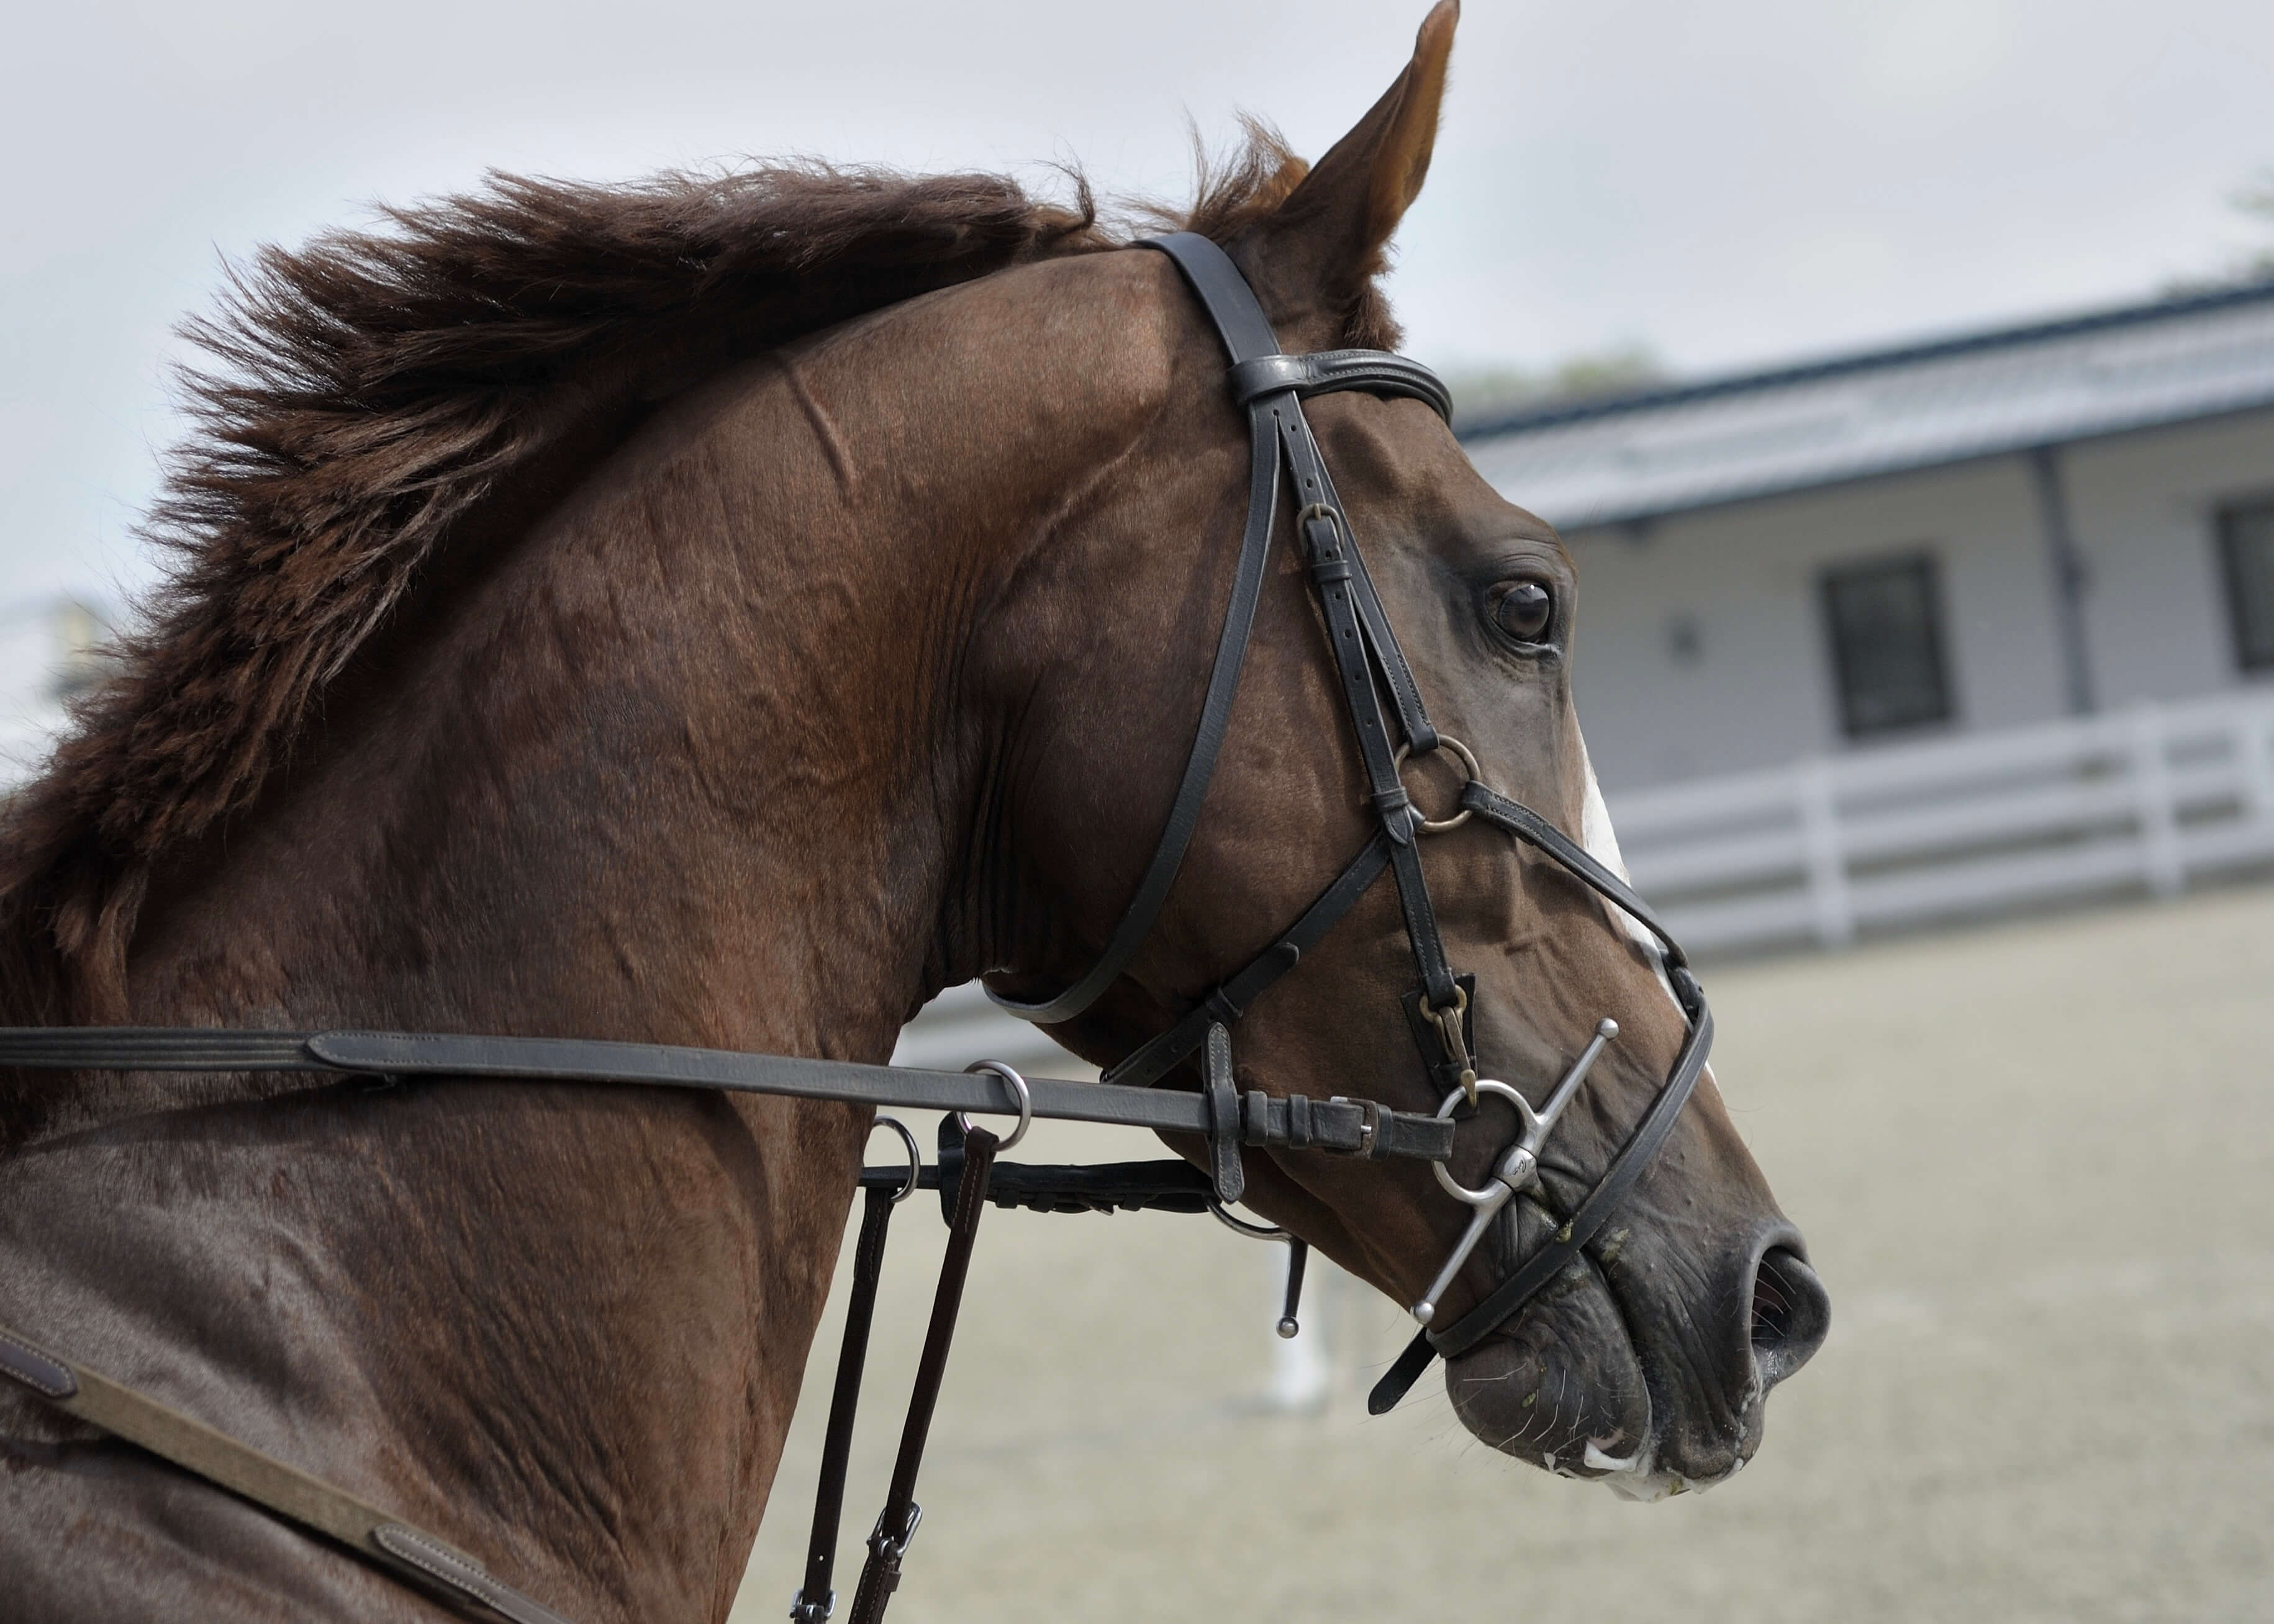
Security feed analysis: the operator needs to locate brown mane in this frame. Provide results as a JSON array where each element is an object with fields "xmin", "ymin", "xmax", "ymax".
[{"xmin": 0, "ymin": 130, "xmax": 1350, "ymax": 1037}]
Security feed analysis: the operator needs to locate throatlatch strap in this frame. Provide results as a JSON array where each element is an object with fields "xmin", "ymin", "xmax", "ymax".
[
  {"xmin": 0, "ymin": 1323, "xmax": 574, "ymax": 1624},
  {"xmin": 985, "ymin": 401, "xmax": 1284, "ymax": 1026},
  {"xmin": 791, "ymin": 1182, "xmax": 898, "ymax": 1624},
  {"xmin": 845, "ymin": 1123, "xmax": 1000, "ymax": 1624}
]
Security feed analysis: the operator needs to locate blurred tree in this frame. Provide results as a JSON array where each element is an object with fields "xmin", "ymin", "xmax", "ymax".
[
  {"xmin": 47, "ymin": 598, "xmax": 114, "ymax": 703},
  {"xmin": 1439, "ymin": 342, "xmax": 1667, "ymax": 426},
  {"xmin": 2239, "ymin": 169, "xmax": 2274, "ymax": 277}
]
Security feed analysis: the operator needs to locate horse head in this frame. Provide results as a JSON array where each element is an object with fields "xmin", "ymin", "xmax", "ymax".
[
  {"xmin": 979, "ymin": 1, "xmax": 1828, "ymax": 1495},
  {"xmin": 0, "ymin": 7, "xmax": 1826, "ymax": 1615}
]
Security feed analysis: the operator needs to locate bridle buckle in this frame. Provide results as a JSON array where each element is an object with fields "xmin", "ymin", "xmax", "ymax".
[
  {"xmin": 867, "ymin": 1502, "xmax": 923, "ymax": 1567},
  {"xmin": 1429, "ymin": 984, "xmax": 1477, "ymax": 1106}
]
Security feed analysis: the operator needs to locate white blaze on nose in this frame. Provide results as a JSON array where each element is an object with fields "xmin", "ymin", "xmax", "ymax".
[
  {"xmin": 1574, "ymin": 724, "xmax": 1684, "ymax": 1015},
  {"xmin": 1577, "ymin": 740, "xmax": 1631, "ymax": 885}
]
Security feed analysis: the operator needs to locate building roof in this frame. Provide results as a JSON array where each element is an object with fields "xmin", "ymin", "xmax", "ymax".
[{"xmin": 1458, "ymin": 278, "xmax": 2274, "ymax": 531}]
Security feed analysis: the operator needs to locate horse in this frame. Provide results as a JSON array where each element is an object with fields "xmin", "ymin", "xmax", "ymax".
[{"xmin": 0, "ymin": 6, "xmax": 1827, "ymax": 1618}]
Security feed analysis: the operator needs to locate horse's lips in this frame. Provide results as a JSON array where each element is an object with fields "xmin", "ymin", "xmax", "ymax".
[
  {"xmin": 1439, "ymin": 1243, "xmax": 1657, "ymax": 1482},
  {"xmin": 1441, "ymin": 1237, "xmax": 1772, "ymax": 1499}
]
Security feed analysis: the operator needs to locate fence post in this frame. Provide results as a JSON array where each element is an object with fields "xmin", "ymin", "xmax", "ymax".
[
  {"xmin": 2129, "ymin": 703, "xmax": 2184, "ymax": 898},
  {"xmin": 2237, "ymin": 703, "xmax": 2274, "ymax": 842},
  {"xmin": 1797, "ymin": 757, "xmax": 1854, "ymax": 946}
]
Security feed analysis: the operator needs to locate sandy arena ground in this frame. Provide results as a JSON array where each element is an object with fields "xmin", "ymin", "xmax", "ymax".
[{"xmin": 731, "ymin": 883, "xmax": 2274, "ymax": 1623}]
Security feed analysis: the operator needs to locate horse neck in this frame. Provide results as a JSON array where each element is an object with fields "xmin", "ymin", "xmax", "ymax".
[
  {"xmin": 126, "ymin": 373, "xmax": 984, "ymax": 1058},
  {"xmin": 42, "ymin": 307, "xmax": 1115, "ymax": 1616}
]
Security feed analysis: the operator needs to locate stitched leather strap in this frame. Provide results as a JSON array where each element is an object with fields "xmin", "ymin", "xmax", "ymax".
[
  {"xmin": 0, "ymin": 1323, "xmax": 574, "ymax": 1624},
  {"xmin": 845, "ymin": 1123, "xmax": 999, "ymax": 1624},
  {"xmin": 1229, "ymin": 351, "xmax": 1453, "ymax": 420},
  {"xmin": 1292, "ymin": 446, "xmax": 1441, "ymax": 757},
  {"xmin": 1279, "ymin": 417, "xmax": 1459, "ymax": 1016},
  {"xmin": 791, "ymin": 1183, "xmax": 897, "ymax": 1624}
]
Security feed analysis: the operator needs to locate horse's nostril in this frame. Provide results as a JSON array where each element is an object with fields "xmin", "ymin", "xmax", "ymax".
[{"xmin": 1749, "ymin": 1245, "xmax": 1830, "ymax": 1388}]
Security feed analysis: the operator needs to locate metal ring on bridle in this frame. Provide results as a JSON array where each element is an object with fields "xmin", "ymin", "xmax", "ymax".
[
  {"xmin": 867, "ymin": 1114, "xmax": 922, "ymax": 1204},
  {"xmin": 956, "ymin": 1060, "xmax": 1032, "ymax": 1152},
  {"xmin": 1206, "ymin": 1196, "xmax": 1289, "ymax": 1240},
  {"xmin": 1429, "ymin": 1078, "xmax": 1534, "ymax": 1204},
  {"xmin": 1392, "ymin": 732, "xmax": 1481, "ymax": 832}
]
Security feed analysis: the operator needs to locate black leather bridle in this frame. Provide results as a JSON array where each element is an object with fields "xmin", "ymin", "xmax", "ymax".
[
  {"xmin": 0, "ymin": 232, "xmax": 1713, "ymax": 1622},
  {"xmin": 992, "ymin": 233, "xmax": 1715, "ymax": 1414}
]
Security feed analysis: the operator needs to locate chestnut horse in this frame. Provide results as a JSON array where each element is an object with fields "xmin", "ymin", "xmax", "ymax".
[{"xmin": 0, "ymin": 7, "xmax": 1824, "ymax": 1619}]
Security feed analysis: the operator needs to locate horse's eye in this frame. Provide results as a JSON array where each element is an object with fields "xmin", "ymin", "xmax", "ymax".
[{"xmin": 1492, "ymin": 580, "xmax": 1554, "ymax": 644}]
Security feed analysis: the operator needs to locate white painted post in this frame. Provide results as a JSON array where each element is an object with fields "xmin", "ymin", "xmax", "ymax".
[
  {"xmin": 2237, "ymin": 703, "xmax": 2274, "ymax": 846},
  {"xmin": 1797, "ymin": 758, "xmax": 1854, "ymax": 947},
  {"xmin": 2129, "ymin": 703, "xmax": 2184, "ymax": 898}
]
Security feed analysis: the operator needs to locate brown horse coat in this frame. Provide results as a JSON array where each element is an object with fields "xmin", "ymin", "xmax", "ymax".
[{"xmin": 0, "ymin": 7, "xmax": 1824, "ymax": 1618}]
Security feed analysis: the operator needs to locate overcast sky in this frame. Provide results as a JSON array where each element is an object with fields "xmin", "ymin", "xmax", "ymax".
[{"xmin": 5, "ymin": 0, "xmax": 2271, "ymax": 608}]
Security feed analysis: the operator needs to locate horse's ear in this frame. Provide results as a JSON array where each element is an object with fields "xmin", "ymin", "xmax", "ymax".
[{"xmin": 1256, "ymin": 1, "xmax": 1457, "ymax": 339}]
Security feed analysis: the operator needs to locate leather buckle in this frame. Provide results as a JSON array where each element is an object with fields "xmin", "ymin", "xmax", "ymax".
[
  {"xmin": 867, "ymin": 1502, "xmax": 922, "ymax": 1567},
  {"xmin": 1401, "ymin": 975, "xmax": 1479, "ymax": 1102}
]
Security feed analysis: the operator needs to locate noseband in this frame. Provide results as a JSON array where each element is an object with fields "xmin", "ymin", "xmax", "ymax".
[{"xmin": 991, "ymin": 234, "xmax": 1715, "ymax": 1412}]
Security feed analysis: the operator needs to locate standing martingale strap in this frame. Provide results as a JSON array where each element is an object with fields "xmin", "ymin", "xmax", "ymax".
[
  {"xmin": 845, "ymin": 1122, "xmax": 1001, "ymax": 1624},
  {"xmin": 790, "ymin": 1181, "xmax": 899, "ymax": 1624}
]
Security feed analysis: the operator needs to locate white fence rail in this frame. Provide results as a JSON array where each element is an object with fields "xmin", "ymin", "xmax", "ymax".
[
  {"xmin": 1608, "ymin": 689, "xmax": 2274, "ymax": 956},
  {"xmin": 897, "ymin": 691, "xmax": 2274, "ymax": 1060}
]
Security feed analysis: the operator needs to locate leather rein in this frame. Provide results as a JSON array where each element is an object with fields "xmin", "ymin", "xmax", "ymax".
[{"xmin": 0, "ymin": 233, "xmax": 1710, "ymax": 1624}]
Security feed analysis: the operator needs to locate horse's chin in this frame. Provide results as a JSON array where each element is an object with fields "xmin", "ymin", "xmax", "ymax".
[{"xmin": 1441, "ymin": 1257, "xmax": 1751, "ymax": 1500}]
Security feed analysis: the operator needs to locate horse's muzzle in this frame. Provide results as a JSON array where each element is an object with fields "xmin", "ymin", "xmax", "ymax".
[{"xmin": 1445, "ymin": 1214, "xmax": 1829, "ymax": 1494}]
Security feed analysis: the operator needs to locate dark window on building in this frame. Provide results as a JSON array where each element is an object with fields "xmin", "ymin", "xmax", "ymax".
[
  {"xmin": 2219, "ymin": 500, "xmax": 2274, "ymax": 672},
  {"xmin": 1820, "ymin": 552, "xmax": 1954, "ymax": 738}
]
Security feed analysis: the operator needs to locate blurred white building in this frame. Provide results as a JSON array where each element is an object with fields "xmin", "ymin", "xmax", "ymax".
[
  {"xmin": 1461, "ymin": 279, "xmax": 2274, "ymax": 953},
  {"xmin": 1462, "ymin": 278, "xmax": 2274, "ymax": 792}
]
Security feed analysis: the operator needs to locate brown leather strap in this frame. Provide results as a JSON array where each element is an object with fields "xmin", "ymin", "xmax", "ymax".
[
  {"xmin": 845, "ymin": 1123, "xmax": 999, "ymax": 1624},
  {"xmin": 0, "ymin": 1322, "xmax": 574, "ymax": 1624},
  {"xmin": 790, "ymin": 1183, "xmax": 897, "ymax": 1623}
]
